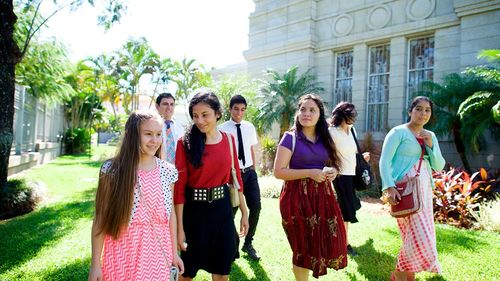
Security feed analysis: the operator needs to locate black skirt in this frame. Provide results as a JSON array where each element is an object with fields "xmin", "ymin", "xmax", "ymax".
[
  {"xmin": 333, "ymin": 175, "xmax": 361, "ymax": 223},
  {"xmin": 181, "ymin": 186, "xmax": 238, "ymax": 278}
]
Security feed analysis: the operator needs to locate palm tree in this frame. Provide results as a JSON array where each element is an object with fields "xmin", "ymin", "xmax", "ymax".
[
  {"xmin": 256, "ymin": 66, "xmax": 324, "ymax": 138},
  {"xmin": 116, "ymin": 37, "xmax": 159, "ymax": 113},
  {"xmin": 420, "ymin": 63, "xmax": 500, "ymax": 172}
]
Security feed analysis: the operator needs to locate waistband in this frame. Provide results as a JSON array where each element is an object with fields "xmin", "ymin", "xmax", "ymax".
[{"xmin": 240, "ymin": 166, "xmax": 254, "ymax": 174}]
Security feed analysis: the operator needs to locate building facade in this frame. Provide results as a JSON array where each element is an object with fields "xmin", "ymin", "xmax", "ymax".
[{"xmin": 243, "ymin": 0, "xmax": 500, "ymax": 169}]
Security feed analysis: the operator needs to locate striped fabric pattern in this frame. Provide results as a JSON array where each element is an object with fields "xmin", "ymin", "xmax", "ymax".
[
  {"xmin": 102, "ymin": 166, "xmax": 173, "ymax": 280},
  {"xmin": 396, "ymin": 161, "xmax": 441, "ymax": 273}
]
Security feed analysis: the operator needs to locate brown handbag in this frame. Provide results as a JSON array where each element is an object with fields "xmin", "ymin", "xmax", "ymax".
[
  {"xmin": 225, "ymin": 132, "xmax": 241, "ymax": 207},
  {"xmin": 390, "ymin": 139, "xmax": 425, "ymax": 218}
]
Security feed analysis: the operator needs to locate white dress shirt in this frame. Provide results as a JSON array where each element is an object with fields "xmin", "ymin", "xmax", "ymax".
[
  {"xmin": 329, "ymin": 125, "xmax": 357, "ymax": 176},
  {"xmin": 219, "ymin": 119, "xmax": 258, "ymax": 169}
]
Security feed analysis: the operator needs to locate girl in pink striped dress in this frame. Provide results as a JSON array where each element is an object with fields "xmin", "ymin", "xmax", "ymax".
[
  {"xmin": 89, "ymin": 110, "xmax": 184, "ymax": 281},
  {"xmin": 380, "ymin": 96, "xmax": 445, "ymax": 281}
]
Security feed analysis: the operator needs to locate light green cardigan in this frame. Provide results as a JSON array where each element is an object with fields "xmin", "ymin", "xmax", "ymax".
[{"xmin": 379, "ymin": 124, "xmax": 445, "ymax": 191}]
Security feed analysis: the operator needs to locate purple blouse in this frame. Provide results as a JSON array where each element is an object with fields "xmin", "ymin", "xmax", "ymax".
[{"xmin": 279, "ymin": 131, "xmax": 330, "ymax": 169}]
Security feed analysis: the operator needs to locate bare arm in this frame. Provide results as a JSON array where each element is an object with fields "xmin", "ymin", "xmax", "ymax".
[
  {"xmin": 88, "ymin": 220, "xmax": 104, "ymax": 281},
  {"xmin": 251, "ymin": 145, "xmax": 256, "ymax": 169},
  {"xmin": 169, "ymin": 199, "xmax": 184, "ymax": 274},
  {"xmin": 174, "ymin": 204, "xmax": 186, "ymax": 251}
]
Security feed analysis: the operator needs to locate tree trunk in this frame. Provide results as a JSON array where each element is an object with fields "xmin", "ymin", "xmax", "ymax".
[
  {"xmin": 0, "ymin": 0, "xmax": 21, "ymax": 190},
  {"xmin": 452, "ymin": 122, "xmax": 472, "ymax": 172}
]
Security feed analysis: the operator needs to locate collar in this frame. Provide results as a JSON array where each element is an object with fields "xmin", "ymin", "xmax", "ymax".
[
  {"xmin": 296, "ymin": 130, "xmax": 318, "ymax": 144},
  {"xmin": 229, "ymin": 119, "xmax": 243, "ymax": 126}
]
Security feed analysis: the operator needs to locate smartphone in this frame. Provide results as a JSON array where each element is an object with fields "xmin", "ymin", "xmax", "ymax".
[{"xmin": 170, "ymin": 266, "xmax": 179, "ymax": 281}]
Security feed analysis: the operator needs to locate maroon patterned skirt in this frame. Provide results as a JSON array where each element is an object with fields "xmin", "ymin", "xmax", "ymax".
[{"xmin": 280, "ymin": 178, "xmax": 347, "ymax": 278}]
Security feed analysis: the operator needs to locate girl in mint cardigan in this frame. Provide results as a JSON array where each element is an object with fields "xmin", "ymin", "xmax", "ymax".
[{"xmin": 379, "ymin": 96, "xmax": 445, "ymax": 281}]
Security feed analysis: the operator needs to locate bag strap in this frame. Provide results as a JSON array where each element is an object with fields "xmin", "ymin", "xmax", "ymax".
[
  {"xmin": 350, "ymin": 127, "xmax": 361, "ymax": 153},
  {"xmin": 415, "ymin": 138, "xmax": 425, "ymax": 176},
  {"xmin": 288, "ymin": 131, "xmax": 296, "ymax": 154},
  {"xmin": 225, "ymin": 132, "xmax": 236, "ymax": 171}
]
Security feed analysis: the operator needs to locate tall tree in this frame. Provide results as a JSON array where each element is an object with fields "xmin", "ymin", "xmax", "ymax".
[
  {"xmin": 256, "ymin": 66, "xmax": 324, "ymax": 138},
  {"xmin": 0, "ymin": 0, "xmax": 125, "ymax": 190},
  {"xmin": 116, "ymin": 37, "xmax": 159, "ymax": 113}
]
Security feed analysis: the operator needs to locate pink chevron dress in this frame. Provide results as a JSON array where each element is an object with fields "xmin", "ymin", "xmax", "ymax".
[
  {"xmin": 395, "ymin": 161, "xmax": 441, "ymax": 273},
  {"xmin": 102, "ymin": 164, "xmax": 174, "ymax": 280}
]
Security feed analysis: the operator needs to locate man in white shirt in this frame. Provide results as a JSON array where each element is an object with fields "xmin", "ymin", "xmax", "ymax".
[
  {"xmin": 155, "ymin": 93, "xmax": 184, "ymax": 164},
  {"xmin": 219, "ymin": 95, "xmax": 261, "ymax": 261}
]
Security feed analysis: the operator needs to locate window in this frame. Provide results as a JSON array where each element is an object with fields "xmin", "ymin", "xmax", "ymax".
[
  {"xmin": 333, "ymin": 51, "xmax": 353, "ymax": 104},
  {"xmin": 406, "ymin": 37, "xmax": 434, "ymax": 108},
  {"xmin": 367, "ymin": 44, "xmax": 390, "ymax": 132}
]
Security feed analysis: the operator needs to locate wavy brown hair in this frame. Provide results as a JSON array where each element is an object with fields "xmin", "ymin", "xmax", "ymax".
[
  {"xmin": 292, "ymin": 94, "xmax": 341, "ymax": 171},
  {"xmin": 94, "ymin": 110, "xmax": 163, "ymax": 239}
]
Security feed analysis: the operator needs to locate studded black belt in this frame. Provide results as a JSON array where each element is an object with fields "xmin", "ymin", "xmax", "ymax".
[{"xmin": 190, "ymin": 185, "xmax": 226, "ymax": 203}]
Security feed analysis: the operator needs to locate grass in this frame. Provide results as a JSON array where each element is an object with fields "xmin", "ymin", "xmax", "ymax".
[{"xmin": 1, "ymin": 145, "xmax": 499, "ymax": 280}]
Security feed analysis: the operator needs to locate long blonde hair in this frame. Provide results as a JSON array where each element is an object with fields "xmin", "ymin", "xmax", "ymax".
[{"xmin": 94, "ymin": 110, "xmax": 163, "ymax": 239}]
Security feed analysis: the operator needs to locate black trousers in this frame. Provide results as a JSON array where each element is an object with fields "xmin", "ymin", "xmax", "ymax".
[{"xmin": 233, "ymin": 168, "xmax": 261, "ymax": 246}]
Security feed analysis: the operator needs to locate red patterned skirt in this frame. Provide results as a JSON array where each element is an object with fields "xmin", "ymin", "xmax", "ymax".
[{"xmin": 280, "ymin": 178, "xmax": 347, "ymax": 278}]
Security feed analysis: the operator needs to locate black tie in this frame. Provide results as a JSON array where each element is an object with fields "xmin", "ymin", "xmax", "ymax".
[{"xmin": 235, "ymin": 124, "xmax": 245, "ymax": 166}]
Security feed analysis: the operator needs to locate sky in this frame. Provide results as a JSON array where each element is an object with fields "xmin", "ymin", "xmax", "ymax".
[{"xmin": 40, "ymin": 0, "xmax": 255, "ymax": 69}]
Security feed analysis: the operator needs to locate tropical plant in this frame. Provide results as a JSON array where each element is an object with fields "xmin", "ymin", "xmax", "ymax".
[
  {"xmin": 256, "ymin": 66, "xmax": 324, "ymax": 138},
  {"xmin": 116, "ymin": 37, "xmax": 159, "ymax": 113},
  {"xmin": 259, "ymin": 135, "xmax": 277, "ymax": 175},
  {"xmin": 0, "ymin": 0, "xmax": 125, "ymax": 193},
  {"xmin": 171, "ymin": 58, "xmax": 213, "ymax": 118},
  {"xmin": 468, "ymin": 195, "xmax": 500, "ymax": 232},
  {"xmin": 86, "ymin": 54, "xmax": 122, "ymax": 132},
  {"xmin": 419, "ymin": 59, "xmax": 500, "ymax": 171},
  {"xmin": 214, "ymin": 74, "xmax": 259, "ymax": 124},
  {"xmin": 433, "ymin": 167, "xmax": 499, "ymax": 228},
  {"xmin": 148, "ymin": 57, "xmax": 176, "ymax": 108},
  {"xmin": 16, "ymin": 38, "xmax": 73, "ymax": 104}
]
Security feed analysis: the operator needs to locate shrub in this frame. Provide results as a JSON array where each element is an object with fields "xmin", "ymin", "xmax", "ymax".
[
  {"xmin": 259, "ymin": 175, "xmax": 282, "ymax": 198},
  {"xmin": 64, "ymin": 127, "xmax": 91, "ymax": 154},
  {"xmin": 0, "ymin": 179, "xmax": 42, "ymax": 220},
  {"xmin": 468, "ymin": 195, "xmax": 500, "ymax": 232},
  {"xmin": 260, "ymin": 135, "xmax": 277, "ymax": 175},
  {"xmin": 433, "ymin": 167, "xmax": 499, "ymax": 228}
]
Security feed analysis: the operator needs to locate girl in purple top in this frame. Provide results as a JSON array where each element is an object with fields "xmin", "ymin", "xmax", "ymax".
[{"xmin": 273, "ymin": 94, "xmax": 347, "ymax": 280}]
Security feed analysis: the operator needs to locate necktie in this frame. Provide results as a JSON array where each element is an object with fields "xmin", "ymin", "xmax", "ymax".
[
  {"xmin": 235, "ymin": 123, "xmax": 245, "ymax": 166},
  {"xmin": 165, "ymin": 120, "xmax": 175, "ymax": 163}
]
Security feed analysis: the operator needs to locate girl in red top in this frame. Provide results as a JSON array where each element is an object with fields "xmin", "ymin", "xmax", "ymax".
[{"xmin": 174, "ymin": 92, "xmax": 249, "ymax": 281}]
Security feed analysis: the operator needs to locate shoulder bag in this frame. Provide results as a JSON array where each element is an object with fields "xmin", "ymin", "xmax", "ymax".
[
  {"xmin": 351, "ymin": 127, "xmax": 373, "ymax": 191},
  {"xmin": 225, "ymin": 132, "xmax": 241, "ymax": 207},
  {"xmin": 390, "ymin": 140, "xmax": 425, "ymax": 218}
]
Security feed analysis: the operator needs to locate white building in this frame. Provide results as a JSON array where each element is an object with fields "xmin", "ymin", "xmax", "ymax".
[{"xmin": 241, "ymin": 0, "xmax": 500, "ymax": 169}]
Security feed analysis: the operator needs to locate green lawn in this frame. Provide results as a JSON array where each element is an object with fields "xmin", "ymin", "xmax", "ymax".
[{"xmin": 1, "ymin": 147, "xmax": 499, "ymax": 280}]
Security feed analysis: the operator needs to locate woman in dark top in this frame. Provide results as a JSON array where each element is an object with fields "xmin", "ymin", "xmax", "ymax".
[
  {"xmin": 273, "ymin": 94, "xmax": 347, "ymax": 280},
  {"xmin": 174, "ymin": 92, "xmax": 249, "ymax": 281}
]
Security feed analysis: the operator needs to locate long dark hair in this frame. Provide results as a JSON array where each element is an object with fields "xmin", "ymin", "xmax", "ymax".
[
  {"xmin": 293, "ymin": 94, "xmax": 341, "ymax": 171},
  {"xmin": 183, "ymin": 92, "xmax": 222, "ymax": 168},
  {"xmin": 95, "ymin": 110, "xmax": 163, "ymax": 239},
  {"xmin": 329, "ymin": 101, "xmax": 357, "ymax": 127}
]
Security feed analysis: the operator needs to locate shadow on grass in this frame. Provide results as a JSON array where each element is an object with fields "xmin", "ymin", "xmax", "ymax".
[
  {"xmin": 0, "ymin": 200, "xmax": 94, "ymax": 274},
  {"xmin": 230, "ymin": 258, "xmax": 272, "ymax": 281},
  {"xmin": 41, "ymin": 257, "xmax": 90, "ymax": 281},
  {"xmin": 350, "ymin": 237, "xmax": 396, "ymax": 280}
]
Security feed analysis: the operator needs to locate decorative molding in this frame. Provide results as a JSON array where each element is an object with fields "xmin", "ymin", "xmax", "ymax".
[
  {"xmin": 406, "ymin": 0, "xmax": 436, "ymax": 21},
  {"xmin": 454, "ymin": 0, "xmax": 500, "ymax": 17},
  {"xmin": 244, "ymin": 40, "xmax": 316, "ymax": 60},
  {"xmin": 332, "ymin": 14, "xmax": 354, "ymax": 36},
  {"xmin": 367, "ymin": 4, "xmax": 392, "ymax": 30}
]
